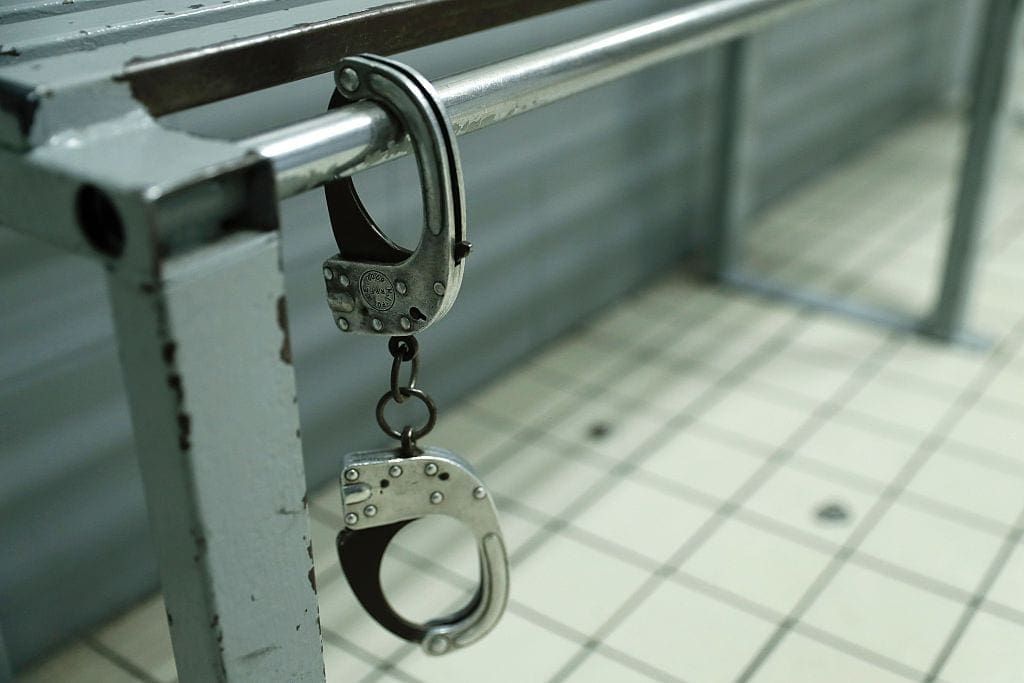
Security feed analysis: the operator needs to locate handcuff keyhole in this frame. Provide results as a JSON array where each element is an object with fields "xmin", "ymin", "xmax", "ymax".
[
  {"xmin": 438, "ymin": 472, "xmax": 449, "ymax": 481},
  {"xmin": 409, "ymin": 307, "xmax": 427, "ymax": 322}
]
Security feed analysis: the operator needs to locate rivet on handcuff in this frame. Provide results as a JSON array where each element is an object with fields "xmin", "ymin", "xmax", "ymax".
[{"xmin": 321, "ymin": 54, "xmax": 509, "ymax": 656}]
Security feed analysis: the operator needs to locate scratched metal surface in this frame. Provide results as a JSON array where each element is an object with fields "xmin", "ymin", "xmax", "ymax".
[{"xmin": 0, "ymin": 0, "xmax": 970, "ymax": 671}]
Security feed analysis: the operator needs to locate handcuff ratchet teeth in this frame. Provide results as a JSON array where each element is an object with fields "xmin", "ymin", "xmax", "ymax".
[
  {"xmin": 338, "ymin": 447, "xmax": 509, "ymax": 655},
  {"xmin": 322, "ymin": 53, "xmax": 470, "ymax": 335}
]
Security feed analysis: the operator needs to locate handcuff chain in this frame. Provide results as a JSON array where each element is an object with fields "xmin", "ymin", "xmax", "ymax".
[{"xmin": 377, "ymin": 335, "xmax": 437, "ymax": 455}]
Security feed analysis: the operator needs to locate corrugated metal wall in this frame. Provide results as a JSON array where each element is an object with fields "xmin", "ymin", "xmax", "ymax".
[{"xmin": 0, "ymin": 0, "xmax": 968, "ymax": 670}]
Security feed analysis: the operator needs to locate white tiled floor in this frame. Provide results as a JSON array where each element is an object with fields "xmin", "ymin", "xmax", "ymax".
[{"xmin": 19, "ymin": 113, "xmax": 1024, "ymax": 683}]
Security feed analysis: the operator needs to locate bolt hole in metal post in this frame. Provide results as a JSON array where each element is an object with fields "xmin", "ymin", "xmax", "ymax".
[
  {"xmin": 75, "ymin": 185, "xmax": 126, "ymax": 257},
  {"xmin": 379, "ymin": 516, "xmax": 479, "ymax": 622}
]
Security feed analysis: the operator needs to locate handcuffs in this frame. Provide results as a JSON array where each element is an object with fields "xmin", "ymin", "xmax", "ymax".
[{"xmin": 321, "ymin": 54, "xmax": 509, "ymax": 655}]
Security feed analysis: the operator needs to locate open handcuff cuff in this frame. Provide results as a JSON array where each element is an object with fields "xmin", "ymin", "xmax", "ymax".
[{"xmin": 321, "ymin": 54, "xmax": 509, "ymax": 655}]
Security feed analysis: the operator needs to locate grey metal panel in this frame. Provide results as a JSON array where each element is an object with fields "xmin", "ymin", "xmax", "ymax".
[{"xmin": 0, "ymin": 0, "xmax": 966, "ymax": 670}]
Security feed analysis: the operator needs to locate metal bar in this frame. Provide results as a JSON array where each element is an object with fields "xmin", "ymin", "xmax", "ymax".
[
  {"xmin": 107, "ymin": 231, "xmax": 323, "ymax": 682},
  {"xmin": 925, "ymin": 0, "xmax": 1023, "ymax": 340},
  {"xmin": 248, "ymin": 0, "xmax": 826, "ymax": 199},
  {"xmin": 122, "ymin": 0, "xmax": 598, "ymax": 116},
  {"xmin": 0, "ymin": 623, "xmax": 11, "ymax": 683},
  {"xmin": 705, "ymin": 35, "xmax": 762, "ymax": 278}
]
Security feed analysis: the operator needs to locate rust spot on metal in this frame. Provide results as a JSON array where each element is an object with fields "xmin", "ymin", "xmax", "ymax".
[
  {"xmin": 166, "ymin": 611, "xmax": 173, "ymax": 626},
  {"xmin": 308, "ymin": 566, "xmax": 317, "ymax": 593},
  {"xmin": 168, "ymin": 374, "xmax": 183, "ymax": 404},
  {"xmin": 210, "ymin": 614, "xmax": 219, "ymax": 628},
  {"xmin": 276, "ymin": 295, "xmax": 292, "ymax": 365},
  {"xmin": 177, "ymin": 412, "xmax": 191, "ymax": 451},
  {"xmin": 162, "ymin": 341, "xmax": 176, "ymax": 364},
  {"xmin": 191, "ymin": 528, "xmax": 207, "ymax": 562},
  {"xmin": 306, "ymin": 540, "xmax": 314, "ymax": 561},
  {"xmin": 241, "ymin": 645, "xmax": 279, "ymax": 661}
]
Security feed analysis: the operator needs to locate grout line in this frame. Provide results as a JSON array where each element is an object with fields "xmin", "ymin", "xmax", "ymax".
[
  {"xmin": 734, "ymin": 315, "xmax": 1024, "ymax": 683},
  {"xmin": 922, "ymin": 513, "xmax": 1024, "ymax": 681},
  {"xmin": 543, "ymin": 166, "xmax": 949, "ymax": 682},
  {"xmin": 341, "ymin": 118, "xmax": 1024, "ymax": 683},
  {"xmin": 544, "ymin": 334, "xmax": 900, "ymax": 683},
  {"xmin": 82, "ymin": 636, "xmax": 162, "ymax": 683}
]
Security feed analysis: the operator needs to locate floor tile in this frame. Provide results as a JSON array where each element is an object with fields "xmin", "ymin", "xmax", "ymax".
[
  {"xmin": 636, "ymin": 427, "xmax": 766, "ymax": 501},
  {"xmin": 555, "ymin": 395, "xmax": 668, "ymax": 463},
  {"xmin": 985, "ymin": 540, "xmax": 1024, "ymax": 614},
  {"xmin": 486, "ymin": 440, "xmax": 609, "ymax": 518},
  {"xmin": 612, "ymin": 356, "xmax": 720, "ymax": 418},
  {"xmin": 569, "ymin": 477, "xmax": 713, "ymax": 564},
  {"xmin": 512, "ymin": 533, "xmax": 651, "ymax": 636},
  {"xmin": 788, "ymin": 315, "xmax": 888, "ymax": 361},
  {"xmin": 885, "ymin": 340, "xmax": 989, "ymax": 389},
  {"xmin": 750, "ymin": 631, "xmax": 916, "ymax": 683},
  {"xmin": 18, "ymin": 642, "xmax": 142, "ymax": 683},
  {"xmin": 324, "ymin": 640, "xmax": 378, "ymax": 683},
  {"xmin": 794, "ymin": 417, "xmax": 917, "ymax": 487},
  {"xmin": 419, "ymin": 404, "xmax": 509, "ymax": 466},
  {"xmin": 696, "ymin": 388, "xmax": 812, "ymax": 449},
  {"xmin": 946, "ymin": 407, "xmax": 1024, "ymax": 461},
  {"xmin": 93, "ymin": 594, "xmax": 176, "ymax": 682},
  {"xmin": 800, "ymin": 562, "xmax": 965, "ymax": 672},
  {"xmin": 468, "ymin": 365, "xmax": 572, "ymax": 429},
  {"xmin": 682, "ymin": 517, "xmax": 833, "ymax": 616},
  {"xmin": 531, "ymin": 336, "xmax": 623, "ymax": 382},
  {"xmin": 747, "ymin": 353, "xmax": 854, "ymax": 404},
  {"xmin": 393, "ymin": 611, "xmax": 581, "ymax": 683},
  {"xmin": 603, "ymin": 579, "xmax": 776, "ymax": 683},
  {"xmin": 981, "ymin": 365, "xmax": 1024, "ymax": 409},
  {"xmin": 905, "ymin": 447, "xmax": 1024, "ymax": 528},
  {"xmin": 741, "ymin": 466, "xmax": 879, "ymax": 546},
  {"xmin": 939, "ymin": 611, "xmax": 1024, "ymax": 683},
  {"xmin": 858, "ymin": 500, "xmax": 1005, "ymax": 593},
  {"xmin": 561, "ymin": 649, "xmax": 664, "ymax": 683},
  {"xmin": 842, "ymin": 374, "xmax": 955, "ymax": 436}
]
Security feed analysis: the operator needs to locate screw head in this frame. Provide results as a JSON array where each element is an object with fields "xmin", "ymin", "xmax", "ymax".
[
  {"xmin": 344, "ymin": 512, "xmax": 359, "ymax": 525},
  {"xmin": 344, "ymin": 468, "xmax": 359, "ymax": 482},
  {"xmin": 323, "ymin": 267, "xmax": 333, "ymax": 280},
  {"xmin": 337, "ymin": 67, "xmax": 360, "ymax": 92},
  {"xmin": 336, "ymin": 317, "xmax": 350, "ymax": 331},
  {"xmin": 389, "ymin": 465, "xmax": 403, "ymax": 478},
  {"xmin": 427, "ymin": 634, "xmax": 450, "ymax": 654},
  {"xmin": 338, "ymin": 274, "xmax": 350, "ymax": 287},
  {"xmin": 433, "ymin": 281, "xmax": 446, "ymax": 296},
  {"xmin": 336, "ymin": 293, "xmax": 355, "ymax": 313},
  {"xmin": 395, "ymin": 281, "xmax": 408, "ymax": 295},
  {"xmin": 424, "ymin": 463, "xmax": 439, "ymax": 476},
  {"xmin": 473, "ymin": 486, "xmax": 487, "ymax": 500},
  {"xmin": 371, "ymin": 318, "xmax": 383, "ymax": 332},
  {"xmin": 400, "ymin": 316, "xmax": 411, "ymax": 331},
  {"xmin": 429, "ymin": 491, "xmax": 444, "ymax": 504},
  {"xmin": 364, "ymin": 505, "xmax": 377, "ymax": 517}
]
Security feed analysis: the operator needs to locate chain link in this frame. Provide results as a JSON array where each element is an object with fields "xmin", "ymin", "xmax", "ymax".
[{"xmin": 377, "ymin": 335, "xmax": 436, "ymax": 455}]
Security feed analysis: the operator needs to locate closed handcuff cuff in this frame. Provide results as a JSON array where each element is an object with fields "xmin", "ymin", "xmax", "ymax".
[{"xmin": 321, "ymin": 54, "xmax": 509, "ymax": 655}]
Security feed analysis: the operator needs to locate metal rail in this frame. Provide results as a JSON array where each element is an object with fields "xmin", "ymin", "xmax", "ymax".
[
  {"xmin": 123, "ymin": 0, "xmax": 598, "ymax": 115},
  {"xmin": 248, "ymin": 0, "xmax": 824, "ymax": 199}
]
